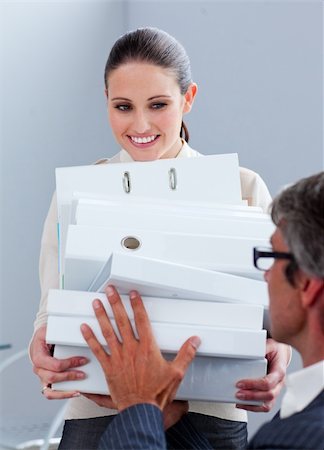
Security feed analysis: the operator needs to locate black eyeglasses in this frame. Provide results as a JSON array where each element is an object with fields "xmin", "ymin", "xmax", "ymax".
[{"xmin": 253, "ymin": 247, "xmax": 295, "ymax": 271}]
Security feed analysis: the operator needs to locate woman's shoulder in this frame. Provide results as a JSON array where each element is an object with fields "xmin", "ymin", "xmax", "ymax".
[
  {"xmin": 93, "ymin": 157, "xmax": 110, "ymax": 165},
  {"xmin": 239, "ymin": 166, "xmax": 264, "ymax": 185},
  {"xmin": 93, "ymin": 149, "xmax": 132, "ymax": 165},
  {"xmin": 238, "ymin": 166, "xmax": 272, "ymax": 211}
]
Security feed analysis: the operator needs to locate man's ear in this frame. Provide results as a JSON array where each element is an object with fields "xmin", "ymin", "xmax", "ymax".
[
  {"xmin": 301, "ymin": 277, "xmax": 324, "ymax": 308},
  {"xmin": 183, "ymin": 83, "xmax": 198, "ymax": 114}
]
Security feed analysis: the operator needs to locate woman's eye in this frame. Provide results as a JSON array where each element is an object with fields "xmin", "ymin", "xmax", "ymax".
[
  {"xmin": 115, "ymin": 104, "xmax": 131, "ymax": 111},
  {"xmin": 151, "ymin": 102, "xmax": 167, "ymax": 110}
]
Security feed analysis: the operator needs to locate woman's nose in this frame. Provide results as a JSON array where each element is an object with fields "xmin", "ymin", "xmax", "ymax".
[{"xmin": 132, "ymin": 111, "xmax": 150, "ymax": 134}]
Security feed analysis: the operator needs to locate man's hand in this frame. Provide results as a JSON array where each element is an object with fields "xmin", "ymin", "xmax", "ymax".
[
  {"xmin": 163, "ymin": 401, "xmax": 189, "ymax": 430},
  {"xmin": 80, "ymin": 286, "xmax": 200, "ymax": 412},
  {"xmin": 235, "ymin": 338, "xmax": 290, "ymax": 412}
]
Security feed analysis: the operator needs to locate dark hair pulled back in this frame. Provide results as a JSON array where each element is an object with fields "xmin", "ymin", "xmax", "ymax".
[{"xmin": 104, "ymin": 27, "xmax": 192, "ymax": 142}]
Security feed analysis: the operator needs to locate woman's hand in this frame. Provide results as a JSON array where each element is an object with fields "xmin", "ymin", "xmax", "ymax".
[
  {"xmin": 235, "ymin": 338, "xmax": 290, "ymax": 412},
  {"xmin": 30, "ymin": 325, "xmax": 89, "ymax": 399}
]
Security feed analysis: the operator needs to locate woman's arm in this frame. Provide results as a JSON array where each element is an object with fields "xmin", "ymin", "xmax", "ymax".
[{"xmin": 30, "ymin": 193, "xmax": 88, "ymax": 399}]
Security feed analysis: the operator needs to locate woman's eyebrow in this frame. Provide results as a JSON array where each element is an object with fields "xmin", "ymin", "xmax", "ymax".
[
  {"xmin": 111, "ymin": 97, "xmax": 132, "ymax": 102},
  {"xmin": 110, "ymin": 95, "xmax": 172, "ymax": 102},
  {"xmin": 147, "ymin": 95, "xmax": 172, "ymax": 101}
]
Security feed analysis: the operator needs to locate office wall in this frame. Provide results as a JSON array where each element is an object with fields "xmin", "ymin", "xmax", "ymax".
[
  {"xmin": 0, "ymin": 1, "xmax": 124, "ymax": 348},
  {"xmin": 0, "ymin": 0, "xmax": 322, "ymax": 442},
  {"xmin": 127, "ymin": 0, "xmax": 323, "ymax": 195}
]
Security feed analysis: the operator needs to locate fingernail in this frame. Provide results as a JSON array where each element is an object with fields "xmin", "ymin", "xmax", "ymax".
[
  {"xmin": 129, "ymin": 290, "xmax": 138, "ymax": 300},
  {"xmin": 80, "ymin": 324, "xmax": 87, "ymax": 333},
  {"xmin": 236, "ymin": 382, "xmax": 244, "ymax": 389},
  {"xmin": 190, "ymin": 336, "xmax": 201, "ymax": 349},
  {"xmin": 106, "ymin": 285, "xmax": 114, "ymax": 296},
  {"xmin": 93, "ymin": 299, "xmax": 101, "ymax": 309},
  {"xmin": 76, "ymin": 372, "xmax": 85, "ymax": 379},
  {"xmin": 236, "ymin": 392, "xmax": 245, "ymax": 400},
  {"xmin": 73, "ymin": 392, "xmax": 81, "ymax": 397},
  {"xmin": 79, "ymin": 358, "xmax": 88, "ymax": 365}
]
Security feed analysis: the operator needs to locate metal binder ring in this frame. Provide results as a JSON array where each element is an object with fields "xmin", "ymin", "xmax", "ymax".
[
  {"xmin": 121, "ymin": 236, "xmax": 141, "ymax": 250},
  {"xmin": 169, "ymin": 168, "xmax": 177, "ymax": 190},
  {"xmin": 123, "ymin": 171, "xmax": 131, "ymax": 194}
]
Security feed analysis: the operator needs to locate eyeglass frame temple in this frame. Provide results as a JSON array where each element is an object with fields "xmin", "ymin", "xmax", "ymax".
[{"xmin": 253, "ymin": 247, "xmax": 294, "ymax": 271}]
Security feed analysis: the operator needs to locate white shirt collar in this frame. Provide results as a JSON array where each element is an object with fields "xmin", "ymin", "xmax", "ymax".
[
  {"xmin": 280, "ymin": 360, "xmax": 324, "ymax": 419},
  {"xmin": 116, "ymin": 140, "xmax": 200, "ymax": 164}
]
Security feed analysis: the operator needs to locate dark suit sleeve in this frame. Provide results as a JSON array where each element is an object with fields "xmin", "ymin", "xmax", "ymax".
[
  {"xmin": 99, "ymin": 403, "xmax": 167, "ymax": 450},
  {"xmin": 248, "ymin": 392, "xmax": 324, "ymax": 450}
]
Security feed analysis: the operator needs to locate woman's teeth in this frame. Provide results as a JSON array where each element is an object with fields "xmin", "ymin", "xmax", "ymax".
[{"xmin": 130, "ymin": 135, "xmax": 157, "ymax": 144}]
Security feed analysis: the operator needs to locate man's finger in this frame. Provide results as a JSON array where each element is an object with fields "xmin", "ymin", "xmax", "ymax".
[
  {"xmin": 92, "ymin": 299, "xmax": 121, "ymax": 353},
  {"xmin": 80, "ymin": 323, "xmax": 110, "ymax": 368},
  {"xmin": 106, "ymin": 286, "xmax": 136, "ymax": 341},
  {"xmin": 129, "ymin": 290, "xmax": 154, "ymax": 344},
  {"xmin": 172, "ymin": 336, "xmax": 200, "ymax": 374}
]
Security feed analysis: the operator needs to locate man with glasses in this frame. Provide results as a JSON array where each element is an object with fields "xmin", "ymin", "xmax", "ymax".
[{"xmin": 81, "ymin": 172, "xmax": 324, "ymax": 450}]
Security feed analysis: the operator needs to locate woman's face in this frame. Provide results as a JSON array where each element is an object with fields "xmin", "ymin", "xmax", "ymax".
[{"xmin": 106, "ymin": 62, "xmax": 196, "ymax": 161}]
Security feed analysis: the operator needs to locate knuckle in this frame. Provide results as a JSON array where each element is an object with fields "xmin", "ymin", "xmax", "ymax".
[
  {"xmin": 70, "ymin": 357, "xmax": 81, "ymax": 368},
  {"xmin": 47, "ymin": 373, "xmax": 56, "ymax": 384},
  {"xmin": 266, "ymin": 391, "xmax": 275, "ymax": 401},
  {"xmin": 52, "ymin": 359, "xmax": 64, "ymax": 372},
  {"xmin": 173, "ymin": 367, "xmax": 185, "ymax": 382},
  {"xmin": 44, "ymin": 391, "xmax": 52, "ymax": 400},
  {"xmin": 261, "ymin": 379, "xmax": 271, "ymax": 390},
  {"xmin": 32, "ymin": 355, "xmax": 41, "ymax": 367},
  {"xmin": 67, "ymin": 371, "xmax": 78, "ymax": 381},
  {"xmin": 102, "ymin": 329, "xmax": 116, "ymax": 342}
]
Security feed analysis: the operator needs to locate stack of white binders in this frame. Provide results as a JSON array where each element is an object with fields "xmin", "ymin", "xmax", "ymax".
[{"xmin": 47, "ymin": 153, "xmax": 273, "ymax": 403}]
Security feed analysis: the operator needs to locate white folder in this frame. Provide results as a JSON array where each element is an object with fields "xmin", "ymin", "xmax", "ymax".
[
  {"xmin": 56, "ymin": 154, "xmax": 243, "ymax": 271},
  {"xmin": 63, "ymin": 225, "xmax": 267, "ymax": 290},
  {"xmin": 52, "ymin": 345, "xmax": 267, "ymax": 404},
  {"xmin": 47, "ymin": 314, "xmax": 266, "ymax": 358},
  {"xmin": 56, "ymin": 153, "xmax": 242, "ymax": 213},
  {"xmin": 85, "ymin": 253, "xmax": 269, "ymax": 307},
  {"xmin": 47, "ymin": 289, "xmax": 264, "ymax": 330},
  {"xmin": 74, "ymin": 199, "xmax": 273, "ymax": 239}
]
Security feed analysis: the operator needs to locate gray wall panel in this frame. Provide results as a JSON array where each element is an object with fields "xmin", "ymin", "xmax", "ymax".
[
  {"xmin": 0, "ymin": 1, "xmax": 124, "ymax": 348},
  {"xmin": 128, "ymin": 0, "xmax": 323, "ymax": 195}
]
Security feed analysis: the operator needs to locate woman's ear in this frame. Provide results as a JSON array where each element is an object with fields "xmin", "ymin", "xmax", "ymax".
[
  {"xmin": 104, "ymin": 88, "xmax": 108, "ymax": 99},
  {"xmin": 183, "ymin": 83, "xmax": 198, "ymax": 114}
]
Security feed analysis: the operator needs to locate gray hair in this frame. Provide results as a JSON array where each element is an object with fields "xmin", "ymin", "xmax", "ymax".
[{"xmin": 271, "ymin": 171, "xmax": 324, "ymax": 281}]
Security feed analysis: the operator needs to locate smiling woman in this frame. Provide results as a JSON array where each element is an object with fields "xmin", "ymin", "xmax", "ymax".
[
  {"xmin": 106, "ymin": 61, "xmax": 197, "ymax": 161},
  {"xmin": 104, "ymin": 27, "xmax": 197, "ymax": 162},
  {"xmin": 29, "ymin": 27, "xmax": 290, "ymax": 450}
]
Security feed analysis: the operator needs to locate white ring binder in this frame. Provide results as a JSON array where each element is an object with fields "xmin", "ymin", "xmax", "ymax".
[
  {"xmin": 122, "ymin": 171, "xmax": 131, "ymax": 193},
  {"xmin": 169, "ymin": 167, "xmax": 177, "ymax": 190}
]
